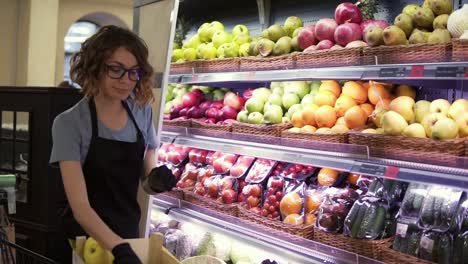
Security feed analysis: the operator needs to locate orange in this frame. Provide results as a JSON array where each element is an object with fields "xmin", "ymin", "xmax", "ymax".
[
  {"xmin": 318, "ymin": 168, "xmax": 339, "ymax": 186},
  {"xmin": 342, "ymin": 81, "xmax": 367, "ymax": 104},
  {"xmin": 362, "ymin": 81, "xmax": 370, "ymax": 90},
  {"xmin": 302, "ymin": 107, "xmax": 317, "ymax": 126},
  {"xmin": 368, "ymin": 83, "xmax": 391, "ymax": 105},
  {"xmin": 344, "ymin": 106, "xmax": 368, "ymax": 129},
  {"xmin": 304, "ymin": 214, "xmax": 317, "ymax": 225},
  {"xmin": 283, "ymin": 214, "xmax": 304, "ymax": 225},
  {"xmin": 375, "ymin": 98, "xmax": 392, "ymax": 111},
  {"xmin": 319, "ymin": 80, "xmax": 342, "ymax": 97},
  {"xmin": 396, "ymin": 85, "xmax": 416, "ymax": 99},
  {"xmin": 291, "ymin": 110, "xmax": 304, "ymax": 128},
  {"xmin": 315, "ymin": 90, "xmax": 337, "ymax": 107},
  {"xmin": 360, "ymin": 103, "xmax": 375, "ymax": 117},
  {"xmin": 280, "ymin": 192, "xmax": 302, "ymax": 216},
  {"xmin": 335, "ymin": 95, "xmax": 357, "ymax": 117},
  {"xmin": 315, "ymin": 105, "xmax": 337, "ymax": 128},
  {"xmin": 347, "ymin": 173, "xmax": 360, "ymax": 185},
  {"xmin": 305, "ymin": 192, "xmax": 323, "ymax": 214},
  {"xmin": 336, "ymin": 116, "xmax": 346, "ymax": 126}
]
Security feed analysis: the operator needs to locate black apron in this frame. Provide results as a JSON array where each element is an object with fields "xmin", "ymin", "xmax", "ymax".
[{"xmin": 59, "ymin": 97, "xmax": 145, "ymax": 240}]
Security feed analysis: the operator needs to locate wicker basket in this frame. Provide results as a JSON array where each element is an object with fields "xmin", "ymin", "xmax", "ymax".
[
  {"xmin": 237, "ymin": 206, "xmax": 314, "ymax": 241},
  {"xmin": 169, "ymin": 61, "xmax": 196, "ymax": 75},
  {"xmin": 314, "ymin": 230, "xmax": 393, "ymax": 260},
  {"xmin": 162, "ymin": 188, "xmax": 185, "ymax": 200},
  {"xmin": 239, "ymin": 54, "xmax": 295, "ymax": 71},
  {"xmin": 465, "ymin": 140, "xmax": 468, "ymax": 157},
  {"xmin": 162, "ymin": 119, "xmax": 192, "ymax": 128},
  {"xmin": 183, "ymin": 190, "xmax": 239, "ymax": 217},
  {"xmin": 380, "ymin": 248, "xmax": 435, "ymax": 264},
  {"xmin": 295, "ymin": 47, "xmax": 362, "ymax": 68},
  {"xmin": 190, "ymin": 119, "xmax": 232, "ymax": 132},
  {"xmin": 452, "ymin": 38, "xmax": 468, "ymax": 62},
  {"xmin": 196, "ymin": 58, "xmax": 240, "ymax": 73},
  {"xmin": 232, "ymin": 122, "xmax": 292, "ymax": 137},
  {"xmin": 348, "ymin": 131, "xmax": 465, "ymax": 165},
  {"xmin": 281, "ymin": 130, "xmax": 348, "ymax": 143},
  {"xmin": 362, "ymin": 43, "xmax": 452, "ymax": 65}
]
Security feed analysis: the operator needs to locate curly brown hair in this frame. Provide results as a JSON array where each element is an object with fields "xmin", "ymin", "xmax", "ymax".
[{"xmin": 70, "ymin": 25, "xmax": 154, "ymax": 105}]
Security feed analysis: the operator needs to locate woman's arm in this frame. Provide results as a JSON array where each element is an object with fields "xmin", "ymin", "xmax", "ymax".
[{"xmin": 59, "ymin": 160, "xmax": 124, "ymax": 251}]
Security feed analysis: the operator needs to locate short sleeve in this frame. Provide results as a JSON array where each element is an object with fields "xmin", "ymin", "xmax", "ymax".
[
  {"xmin": 49, "ymin": 113, "xmax": 81, "ymax": 166},
  {"xmin": 145, "ymin": 106, "xmax": 158, "ymax": 150}
]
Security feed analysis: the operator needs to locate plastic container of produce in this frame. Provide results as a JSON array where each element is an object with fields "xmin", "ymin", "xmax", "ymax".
[
  {"xmin": 212, "ymin": 152, "xmax": 239, "ymax": 175},
  {"xmin": 218, "ymin": 176, "xmax": 238, "ymax": 204},
  {"xmin": 392, "ymin": 219, "xmax": 422, "ymax": 257},
  {"xmin": 188, "ymin": 148, "xmax": 210, "ymax": 166},
  {"xmin": 344, "ymin": 196, "xmax": 389, "ymax": 240},
  {"xmin": 260, "ymin": 176, "xmax": 285, "ymax": 220},
  {"xmin": 316, "ymin": 187, "xmax": 358, "ymax": 233},
  {"xmin": 279, "ymin": 163, "xmax": 316, "ymax": 181},
  {"xmin": 419, "ymin": 231, "xmax": 453, "ymax": 264},
  {"xmin": 399, "ymin": 183, "xmax": 430, "ymax": 220},
  {"xmin": 245, "ymin": 159, "xmax": 277, "ymax": 184},
  {"xmin": 280, "ymin": 181, "xmax": 306, "ymax": 225},
  {"xmin": 175, "ymin": 162, "xmax": 200, "ymax": 189},
  {"xmin": 453, "ymin": 231, "xmax": 468, "ymax": 264},
  {"xmin": 240, "ymin": 183, "xmax": 263, "ymax": 213},
  {"xmin": 229, "ymin": 155, "xmax": 256, "ymax": 178}
]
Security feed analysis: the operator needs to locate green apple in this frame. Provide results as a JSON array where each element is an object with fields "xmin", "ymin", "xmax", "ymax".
[
  {"xmin": 402, "ymin": 123, "xmax": 426, "ymax": 138},
  {"xmin": 248, "ymin": 112, "xmax": 264, "ymax": 124},
  {"xmin": 382, "ymin": 111, "xmax": 409, "ymax": 135},
  {"xmin": 249, "ymin": 40, "xmax": 260, "ymax": 56},
  {"xmin": 286, "ymin": 104, "xmax": 303, "ymax": 119},
  {"xmin": 430, "ymin": 99, "xmax": 451, "ymax": 116},
  {"xmin": 83, "ymin": 237, "xmax": 114, "ymax": 264},
  {"xmin": 263, "ymin": 101, "xmax": 273, "ymax": 113},
  {"xmin": 245, "ymin": 97, "xmax": 265, "ymax": 113},
  {"xmin": 421, "ymin": 113, "xmax": 447, "ymax": 137},
  {"xmin": 212, "ymin": 90, "xmax": 225, "ymax": 101},
  {"xmin": 217, "ymin": 42, "xmax": 239, "ymax": 58},
  {"xmin": 197, "ymin": 22, "xmax": 210, "ymax": 35},
  {"xmin": 196, "ymin": 43, "xmax": 207, "ymax": 59},
  {"xmin": 164, "ymin": 101, "xmax": 174, "ymax": 114},
  {"xmin": 198, "ymin": 21, "xmax": 224, "ymax": 43},
  {"xmin": 171, "ymin": 49, "xmax": 184, "ymax": 62},
  {"xmin": 284, "ymin": 16, "xmax": 304, "ymax": 37},
  {"xmin": 183, "ymin": 48, "xmax": 197, "ymax": 61},
  {"xmin": 202, "ymin": 45, "xmax": 218, "ymax": 59},
  {"xmin": 212, "ymin": 30, "xmax": 232, "ymax": 48},
  {"xmin": 270, "ymin": 82, "xmax": 284, "ymax": 96},
  {"xmin": 283, "ymin": 81, "xmax": 310, "ymax": 99},
  {"xmin": 448, "ymin": 99, "xmax": 468, "ymax": 120},
  {"xmin": 175, "ymin": 59, "xmax": 185, "ymax": 63},
  {"xmin": 237, "ymin": 110, "xmax": 249, "ymax": 123},
  {"xmin": 301, "ymin": 94, "xmax": 316, "ymax": 106},
  {"xmin": 267, "ymin": 93, "xmax": 283, "ymax": 107},
  {"xmin": 232, "ymin": 24, "xmax": 250, "ymax": 36},
  {"xmin": 282, "ymin": 93, "xmax": 300, "ymax": 110},
  {"xmin": 292, "ymin": 27, "xmax": 304, "ymax": 38},
  {"xmin": 455, "ymin": 112, "xmax": 468, "ymax": 137},
  {"xmin": 264, "ymin": 105, "xmax": 284, "ymax": 124},
  {"xmin": 233, "ymin": 33, "xmax": 251, "ymax": 45},
  {"xmin": 309, "ymin": 81, "xmax": 321, "ymax": 94},
  {"xmin": 431, "ymin": 118, "xmax": 459, "ymax": 139},
  {"xmin": 239, "ymin": 43, "xmax": 250, "ymax": 57},
  {"xmin": 252, "ymin": 87, "xmax": 272, "ymax": 102},
  {"xmin": 183, "ymin": 34, "xmax": 202, "ymax": 49},
  {"xmin": 413, "ymin": 100, "xmax": 431, "ymax": 123}
]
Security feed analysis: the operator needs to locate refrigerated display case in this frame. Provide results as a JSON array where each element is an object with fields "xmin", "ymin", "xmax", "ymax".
[{"xmin": 134, "ymin": 0, "xmax": 468, "ymax": 263}]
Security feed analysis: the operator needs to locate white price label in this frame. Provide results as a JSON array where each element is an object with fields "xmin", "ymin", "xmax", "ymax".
[
  {"xmin": 420, "ymin": 236, "xmax": 434, "ymax": 252},
  {"xmin": 396, "ymin": 223, "xmax": 408, "ymax": 238}
]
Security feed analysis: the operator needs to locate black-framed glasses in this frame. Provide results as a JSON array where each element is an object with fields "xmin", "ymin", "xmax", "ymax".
[{"xmin": 105, "ymin": 64, "xmax": 143, "ymax": 82}]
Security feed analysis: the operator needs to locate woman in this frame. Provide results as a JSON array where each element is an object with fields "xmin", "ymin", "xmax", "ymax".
[{"xmin": 50, "ymin": 25, "xmax": 175, "ymax": 263}]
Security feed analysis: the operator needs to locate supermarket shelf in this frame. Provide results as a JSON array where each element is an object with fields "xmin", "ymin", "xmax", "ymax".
[
  {"xmin": 152, "ymin": 194, "xmax": 383, "ymax": 264},
  {"xmin": 161, "ymin": 128, "xmax": 468, "ymax": 190},
  {"xmin": 168, "ymin": 62, "xmax": 468, "ymax": 84}
]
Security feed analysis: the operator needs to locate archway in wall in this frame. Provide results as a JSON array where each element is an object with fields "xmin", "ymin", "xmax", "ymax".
[{"xmin": 63, "ymin": 12, "xmax": 129, "ymax": 83}]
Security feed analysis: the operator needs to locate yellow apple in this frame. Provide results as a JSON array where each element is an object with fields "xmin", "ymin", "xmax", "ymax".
[
  {"xmin": 361, "ymin": 128, "xmax": 377, "ymax": 134},
  {"xmin": 413, "ymin": 100, "xmax": 431, "ymax": 123},
  {"xmin": 371, "ymin": 109, "xmax": 387, "ymax": 128},
  {"xmin": 431, "ymin": 118, "xmax": 459, "ymax": 140},
  {"xmin": 430, "ymin": 99, "xmax": 451, "ymax": 116},
  {"xmin": 376, "ymin": 128, "xmax": 384, "ymax": 134},
  {"xmin": 402, "ymin": 123, "xmax": 426, "ymax": 138},
  {"xmin": 83, "ymin": 237, "xmax": 114, "ymax": 264},
  {"xmin": 448, "ymin": 99, "xmax": 468, "ymax": 120},
  {"xmin": 396, "ymin": 85, "xmax": 416, "ymax": 99},
  {"xmin": 331, "ymin": 124, "xmax": 349, "ymax": 133},
  {"xmin": 382, "ymin": 111, "xmax": 409, "ymax": 135},
  {"xmin": 390, "ymin": 96, "xmax": 415, "ymax": 123},
  {"xmin": 455, "ymin": 112, "xmax": 468, "ymax": 137},
  {"xmin": 421, "ymin": 113, "xmax": 447, "ymax": 138}
]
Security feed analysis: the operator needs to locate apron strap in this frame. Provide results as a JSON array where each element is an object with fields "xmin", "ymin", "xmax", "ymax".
[
  {"xmin": 121, "ymin": 100, "xmax": 144, "ymax": 140},
  {"xmin": 89, "ymin": 97, "xmax": 99, "ymax": 139}
]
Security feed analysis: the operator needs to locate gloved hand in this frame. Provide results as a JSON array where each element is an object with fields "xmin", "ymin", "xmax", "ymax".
[
  {"xmin": 148, "ymin": 165, "xmax": 177, "ymax": 193},
  {"xmin": 112, "ymin": 243, "xmax": 142, "ymax": 264}
]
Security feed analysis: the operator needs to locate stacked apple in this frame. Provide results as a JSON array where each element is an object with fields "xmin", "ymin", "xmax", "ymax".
[
  {"xmin": 165, "ymin": 84, "xmax": 227, "ymax": 116},
  {"xmin": 261, "ymin": 176, "xmax": 284, "ymax": 219},
  {"xmin": 188, "ymin": 148, "xmax": 209, "ymax": 165},
  {"xmin": 213, "ymin": 153, "xmax": 239, "ymax": 174},
  {"xmin": 229, "ymin": 156, "xmax": 256, "ymax": 178},
  {"xmin": 193, "ymin": 166, "xmax": 214, "ymax": 196},
  {"xmin": 176, "ymin": 162, "xmax": 199, "ymax": 188},
  {"xmin": 166, "ymin": 144, "xmax": 192, "ymax": 166},
  {"xmin": 365, "ymin": 95, "xmax": 467, "ymax": 140},
  {"xmin": 157, "ymin": 143, "xmax": 172, "ymax": 163},
  {"xmin": 219, "ymin": 177, "xmax": 238, "ymax": 204},
  {"xmin": 240, "ymin": 184, "xmax": 263, "ymax": 214}
]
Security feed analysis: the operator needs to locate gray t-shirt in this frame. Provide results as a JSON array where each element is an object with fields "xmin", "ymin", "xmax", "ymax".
[{"xmin": 49, "ymin": 97, "xmax": 158, "ymax": 166}]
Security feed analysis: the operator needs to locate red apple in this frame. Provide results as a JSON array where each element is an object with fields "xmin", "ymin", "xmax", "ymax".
[
  {"xmin": 298, "ymin": 25, "xmax": 317, "ymax": 50},
  {"xmin": 247, "ymin": 196, "xmax": 260, "ymax": 208},
  {"xmin": 221, "ymin": 178, "xmax": 233, "ymax": 190},
  {"xmin": 223, "ymin": 92, "xmax": 245, "ymax": 111},
  {"xmin": 222, "ymin": 189, "xmax": 237, "ymax": 204},
  {"xmin": 249, "ymin": 185, "xmax": 262, "ymax": 197},
  {"xmin": 230, "ymin": 166, "xmax": 244, "ymax": 177},
  {"xmin": 238, "ymin": 193, "xmax": 246, "ymax": 202},
  {"xmin": 211, "ymin": 101, "xmax": 224, "ymax": 109},
  {"xmin": 223, "ymin": 153, "xmax": 238, "ymax": 164}
]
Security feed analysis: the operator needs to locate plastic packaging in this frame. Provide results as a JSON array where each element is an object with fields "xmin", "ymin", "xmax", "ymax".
[
  {"xmin": 175, "ymin": 162, "xmax": 199, "ymax": 189},
  {"xmin": 193, "ymin": 166, "xmax": 214, "ymax": 196},
  {"xmin": 316, "ymin": 168, "xmax": 341, "ymax": 187},
  {"xmin": 212, "ymin": 153, "xmax": 239, "ymax": 175},
  {"xmin": 203, "ymin": 175, "xmax": 224, "ymax": 201},
  {"xmin": 419, "ymin": 231, "xmax": 453, "ymax": 264},
  {"xmin": 392, "ymin": 219, "xmax": 421, "ymax": 257},
  {"xmin": 261, "ymin": 176, "xmax": 285, "ymax": 220},
  {"xmin": 304, "ymin": 187, "xmax": 325, "ymax": 215},
  {"xmin": 344, "ymin": 196, "xmax": 389, "ymax": 239},
  {"xmin": 367, "ymin": 178, "xmax": 408, "ymax": 205},
  {"xmin": 245, "ymin": 159, "xmax": 277, "ymax": 184},
  {"xmin": 188, "ymin": 149, "xmax": 210, "ymax": 166},
  {"xmin": 453, "ymin": 231, "xmax": 468, "ymax": 264},
  {"xmin": 219, "ymin": 176, "xmax": 238, "ymax": 204},
  {"xmin": 240, "ymin": 183, "xmax": 263, "ymax": 214},
  {"xmin": 279, "ymin": 163, "xmax": 316, "ymax": 181},
  {"xmin": 454, "ymin": 196, "xmax": 468, "ymax": 233},
  {"xmin": 355, "ymin": 175, "xmax": 374, "ymax": 195},
  {"xmin": 229, "ymin": 156, "xmax": 256, "ymax": 178},
  {"xmin": 157, "ymin": 143, "xmax": 172, "ymax": 162},
  {"xmin": 280, "ymin": 181, "xmax": 305, "ymax": 225},
  {"xmin": 399, "ymin": 183, "xmax": 430, "ymax": 220},
  {"xmin": 270, "ymin": 162, "xmax": 287, "ymax": 177},
  {"xmin": 316, "ymin": 187, "xmax": 358, "ymax": 233},
  {"xmin": 418, "ymin": 186, "xmax": 463, "ymax": 232},
  {"xmin": 167, "ymin": 145, "xmax": 192, "ymax": 167}
]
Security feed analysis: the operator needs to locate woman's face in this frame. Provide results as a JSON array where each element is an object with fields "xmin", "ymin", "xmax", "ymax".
[{"xmin": 99, "ymin": 47, "xmax": 141, "ymax": 101}]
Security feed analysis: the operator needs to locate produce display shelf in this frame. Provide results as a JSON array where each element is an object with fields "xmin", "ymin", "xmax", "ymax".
[
  {"xmin": 152, "ymin": 194, "xmax": 383, "ymax": 264},
  {"xmin": 161, "ymin": 129, "xmax": 468, "ymax": 191},
  {"xmin": 168, "ymin": 62, "xmax": 468, "ymax": 84}
]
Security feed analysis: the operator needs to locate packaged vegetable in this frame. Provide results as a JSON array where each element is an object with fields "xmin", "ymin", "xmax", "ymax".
[
  {"xmin": 454, "ymin": 196, "xmax": 468, "ymax": 233},
  {"xmin": 419, "ymin": 231, "xmax": 453, "ymax": 264},
  {"xmin": 317, "ymin": 187, "xmax": 358, "ymax": 233},
  {"xmin": 399, "ymin": 183, "xmax": 430, "ymax": 220},
  {"xmin": 280, "ymin": 181, "xmax": 305, "ymax": 225},
  {"xmin": 367, "ymin": 178, "xmax": 408, "ymax": 205},
  {"xmin": 453, "ymin": 231, "xmax": 468, "ymax": 264},
  {"xmin": 344, "ymin": 196, "xmax": 389, "ymax": 239},
  {"xmin": 392, "ymin": 219, "xmax": 421, "ymax": 257}
]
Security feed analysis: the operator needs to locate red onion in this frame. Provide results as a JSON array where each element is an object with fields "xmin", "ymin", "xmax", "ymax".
[
  {"xmin": 360, "ymin": 20, "xmax": 389, "ymax": 34},
  {"xmin": 315, "ymin": 18, "xmax": 338, "ymax": 41},
  {"xmin": 179, "ymin": 107, "xmax": 189, "ymax": 117},
  {"xmin": 316, "ymin": 40, "xmax": 335, "ymax": 50},
  {"xmin": 298, "ymin": 25, "xmax": 317, "ymax": 50},
  {"xmin": 334, "ymin": 23, "xmax": 362, "ymax": 46},
  {"xmin": 335, "ymin": 2, "xmax": 363, "ymax": 25}
]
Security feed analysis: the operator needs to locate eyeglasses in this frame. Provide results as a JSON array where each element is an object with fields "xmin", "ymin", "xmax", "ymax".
[{"xmin": 105, "ymin": 64, "xmax": 143, "ymax": 82}]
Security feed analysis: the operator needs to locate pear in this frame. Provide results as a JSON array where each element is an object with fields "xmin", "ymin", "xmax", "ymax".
[
  {"xmin": 409, "ymin": 30, "xmax": 430, "ymax": 44},
  {"xmin": 433, "ymin": 14, "xmax": 449, "ymax": 29},
  {"xmin": 257, "ymin": 38, "xmax": 275, "ymax": 57},
  {"xmin": 428, "ymin": 0, "xmax": 452, "ymax": 16},
  {"xmin": 364, "ymin": 26, "xmax": 384, "ymax": 47},
  {"xmin": 249, "ymin": 40, "xmax": 260, "ymax": 56},
  {"xmin": 403, "ymin": 4, "xmax": 420, "ymax": 18},
  {"xmin": 293, "ymin": 27, "xmax": 304, "ymax": 38},
  {"xmin": 283, "ymin": 16, "xmax": 304, "ymax": 37},
  {"xmin": 382, "ymin": 111, "xmax": 409, "ymax": 135},
  {"xmin": 423, "ymin": 0, "xmax": 431, "ymax": 9},
  {"xmin": 273, "ymin": 36, "xmax": 292, "ymax": 56},
  {"xmin": 266, "ymin": 25, "xmax": 287, "ymax": 42},
  {"xmin": 394, "ymin": 13, "xmax": 414, "ymax": 38},
  {"xmin": 413, "ymin": 7, "xmax": 435, "ymax": 30},
  {"xmin": 291, "ymin": 36, "xmax": 301, "ymax": 51},
  {"xmin": 383, "ymin": 26, "xmax": 408, "ymax": 46},
  {"xmin": 428, "ymin": 28, "xmax": 452, "ymax": 43}
]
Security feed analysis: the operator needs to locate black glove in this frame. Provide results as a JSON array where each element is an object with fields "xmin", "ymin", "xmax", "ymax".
[
  {"xmin": 148, "ymin": 165, "xmax": 177, "ymax": 193},
  {"xmin": 112, "ymin": 243, "xmax": 142, "ymax": 264}
]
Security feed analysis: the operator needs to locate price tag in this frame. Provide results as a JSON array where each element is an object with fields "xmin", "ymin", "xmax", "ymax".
[
  {"xmin": 409, "ymin": 65, "xmax": 424, "ymax": 78},
  {"xmin": 384, "ymin": 166, "xmax": 400, "ymax": 179},
  {"xmin": 420, "ymin": 236, "xmax": 434, "ymax": 252},
  {"xmin": 435, "ymin": 66, "xmax": 467, "ymax": 78},
  {"xmin": 379, "ymin": 67, "xmax": 406, "ymax": 78},
  {"xmin": 357, "ymin": 163, "xmax": 387, "ymax": 176},
  {"xmin": 396, "ymin": 223, "xmax": 409, "ymax": 238}
]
